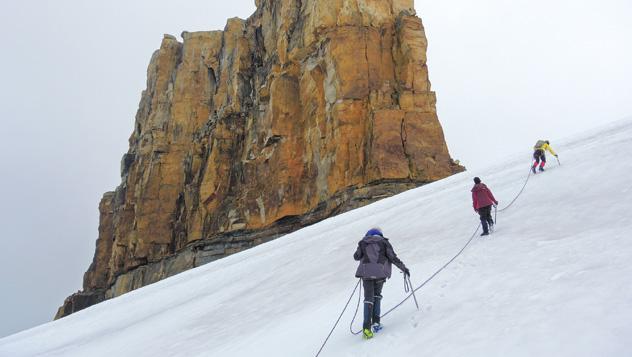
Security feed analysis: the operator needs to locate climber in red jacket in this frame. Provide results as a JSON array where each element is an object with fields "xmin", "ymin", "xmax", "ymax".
[{"xmin": 471, "ymin": 177, "xmax": 498, "ymax": 236}]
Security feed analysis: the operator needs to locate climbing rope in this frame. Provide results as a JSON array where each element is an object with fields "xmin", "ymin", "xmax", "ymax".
[
  {"xmin": 315, "ymin": 165, "xmax": 535, "ymax": 356},
  {"xmin": 314, "ymin": 279, "xmax": 361, "ymax": 357},
  {"xmin": 349, "ymin": 280, "xmax": 363, "ymax": 336},
  {"xmin": 404, "ymin": 275, "xmax": 420, "ymax": 310},
  {"xmin": 326, "ymin": 223, "xmax": 479, "ymax": 355},
  {"xmin": 348, "ymin": 274, "xmax": 421, "ymax": 336},
  {"xmin": 380, "ymin": 223, "xmax": 481, "ymax": 318},
  {"xmin": 498, "ymin": 167, "xmax": 533, "ymax": 212},
  {"xmin": 381, "ymin": 165, "xmax": 534, "ymax": 319}
]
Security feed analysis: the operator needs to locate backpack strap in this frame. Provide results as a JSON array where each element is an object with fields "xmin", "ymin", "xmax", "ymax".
[
  {"xmin": 377, "ymin": 241, "xmax": 387, "ymax": 264},
  {"xmin": 359, "ymin": 241, "xmax": 371, "ymax": 263}
]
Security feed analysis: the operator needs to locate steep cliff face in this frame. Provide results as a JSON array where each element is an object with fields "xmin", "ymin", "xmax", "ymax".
[{"xmin": 56, "ymin": 0, "xmax": 462, "ymax": 319}]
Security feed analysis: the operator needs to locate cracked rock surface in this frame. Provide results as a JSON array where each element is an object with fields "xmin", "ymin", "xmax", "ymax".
[{"xmin": 56, "ymin": 0, "xmax": 463, "ymax": 319}]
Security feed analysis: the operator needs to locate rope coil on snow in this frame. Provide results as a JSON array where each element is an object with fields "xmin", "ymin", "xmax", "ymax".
[{"xmin": 348, "ymin": 273, "xmax": 422, "ymax": 336}]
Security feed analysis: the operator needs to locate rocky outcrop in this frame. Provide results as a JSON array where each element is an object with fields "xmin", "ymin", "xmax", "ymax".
[{"xmin": 56, "ymin": 0, "xmax": 462, "ymax": 319}]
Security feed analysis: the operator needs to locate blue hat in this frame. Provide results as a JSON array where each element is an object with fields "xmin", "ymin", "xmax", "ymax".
[{"xmin": 366, "ymin": 228, "xmax": 383, "ymax": 237}]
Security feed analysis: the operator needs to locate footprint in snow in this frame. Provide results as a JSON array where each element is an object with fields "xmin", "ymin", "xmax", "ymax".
[{"xmin": 410, "ymin": 315, "xmax": 420, "ymax": 328}]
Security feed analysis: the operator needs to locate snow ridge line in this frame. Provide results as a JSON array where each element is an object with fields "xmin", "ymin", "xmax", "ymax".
[{"xmin": 315, "ymin": 165, "xmax": 535, "ymax": 357}]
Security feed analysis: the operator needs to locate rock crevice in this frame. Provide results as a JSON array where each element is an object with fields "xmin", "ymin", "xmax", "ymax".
[{"xmin": 56, "ymin": 0, "xmax": 463, "ymax": 319}]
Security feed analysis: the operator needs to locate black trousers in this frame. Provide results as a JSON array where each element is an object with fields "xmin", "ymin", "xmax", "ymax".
[
  {"xmin": 362, "ymin": 279, "xmax": 385, "ymax": 329},
  {"xmin": 533, "ymin": 149, "xmax": 546, "ymax": 166},
  {"xmin": 478, "ymin": 205, "xmax": 494, "ymax": 233}
]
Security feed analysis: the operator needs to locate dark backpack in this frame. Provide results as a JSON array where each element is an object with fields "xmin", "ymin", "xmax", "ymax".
[
  {"xmin": 360, "ymin": 240, "xmax": 387, "ymax": 265},
  {"xmin": 355, "ymin": 236, "xmax": 394, "ymax": 279}
]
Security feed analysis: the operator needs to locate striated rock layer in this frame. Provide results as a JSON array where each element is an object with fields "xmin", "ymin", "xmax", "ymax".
[{"xmin": 56, "ymin": 0, "xmax": 463, "ymax": 319}]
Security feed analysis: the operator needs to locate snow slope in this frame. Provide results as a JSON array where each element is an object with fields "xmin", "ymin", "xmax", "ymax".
[{"xmin": 2, "ymin": 119, "xmax": 632, "ymax": 357}]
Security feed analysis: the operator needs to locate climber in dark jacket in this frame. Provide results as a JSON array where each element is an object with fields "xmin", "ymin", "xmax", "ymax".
[
  {"xmin": 471, "ymin": 177, "xmax": 498, "ymax": 236},
  {"xmin": 354, "ymin": 228, "xmax": 409, "ymax": 339}
]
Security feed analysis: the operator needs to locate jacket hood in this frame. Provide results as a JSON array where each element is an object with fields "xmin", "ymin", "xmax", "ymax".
[
  {"xmin": 362, "ymin": 235, "xmax": 386, "ymax": 243},
  {"xmin": 471, "ymin": 183, "xmax": 487, "ymax": 192}
]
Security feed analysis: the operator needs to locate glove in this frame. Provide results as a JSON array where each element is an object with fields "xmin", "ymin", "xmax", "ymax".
[
  {"xmin": 494, "ymin": 201, "xmax": 499, "ymax": 206},
  {"xmin": 403, "ymin": 268, "xmax": 410, "ymax": 277},
  {"xmin": 555, "ymin": 154, "xmax": 559, "ymax": 158}
]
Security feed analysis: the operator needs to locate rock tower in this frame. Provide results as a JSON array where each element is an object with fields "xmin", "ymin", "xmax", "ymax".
[{"xmin": 56, "ymin": 0, "xmax": 463, "ymax": 318}]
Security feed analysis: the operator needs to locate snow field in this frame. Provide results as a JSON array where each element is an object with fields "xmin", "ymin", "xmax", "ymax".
[{"xmin": 1, "ymin": 119, "xmax": 632, "ymax": 356}]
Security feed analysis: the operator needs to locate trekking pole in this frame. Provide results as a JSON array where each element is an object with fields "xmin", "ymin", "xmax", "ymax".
[
  {"xmin": 494, "ymin": 204, "xmax": 498, "ymax": 225},
  {"xmin": 404, "ymin": 274, "xmax": 420, "ymax": 310},
  {"xmin": 556, "ymin": 156, "xmax": 561, "ymax": 166}
]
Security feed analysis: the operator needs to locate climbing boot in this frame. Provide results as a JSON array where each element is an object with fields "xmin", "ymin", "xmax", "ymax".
[{"xmin": 363, "ymin": 328, "xmax": 374, "ymax": 339}]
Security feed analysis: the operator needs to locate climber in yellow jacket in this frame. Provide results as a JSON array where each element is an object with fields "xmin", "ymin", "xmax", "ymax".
[{"xmin": 532, "ymin": 140, "xmax": 558, "ymax": 173}]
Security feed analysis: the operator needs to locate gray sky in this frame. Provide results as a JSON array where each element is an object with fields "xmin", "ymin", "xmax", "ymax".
[{"xmin": 0, "ymin": 0, "xmax": 630, "ymax": 338}]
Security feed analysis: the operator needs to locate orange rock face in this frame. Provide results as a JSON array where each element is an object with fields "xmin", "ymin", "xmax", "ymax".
[{"xmin": 56, "ymin": 0, "xmax": 462, "ymax": 319}]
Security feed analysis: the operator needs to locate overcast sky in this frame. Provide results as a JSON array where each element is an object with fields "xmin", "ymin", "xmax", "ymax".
[{"xmin": 0, "ymin": 0, "xmax": 630, "ymax": 338}]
